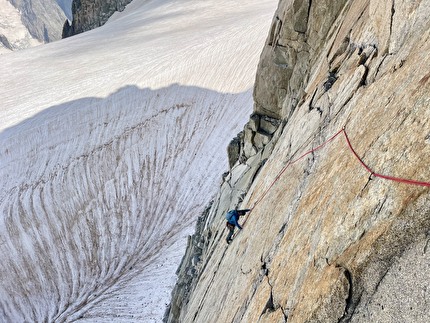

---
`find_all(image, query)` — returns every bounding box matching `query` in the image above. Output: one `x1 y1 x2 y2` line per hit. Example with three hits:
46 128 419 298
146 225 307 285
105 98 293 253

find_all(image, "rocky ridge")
62 0 133 37
165 0 430 322
8 0 66 42
0 0 67 52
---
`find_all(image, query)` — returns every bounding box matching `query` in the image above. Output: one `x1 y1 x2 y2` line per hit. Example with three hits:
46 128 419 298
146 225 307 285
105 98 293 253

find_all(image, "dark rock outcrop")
63 0 133 38
227 132 243 169
164 203 213 323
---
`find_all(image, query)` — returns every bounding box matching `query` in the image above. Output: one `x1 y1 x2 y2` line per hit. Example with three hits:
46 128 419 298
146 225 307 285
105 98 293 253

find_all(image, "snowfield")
0 0 277 321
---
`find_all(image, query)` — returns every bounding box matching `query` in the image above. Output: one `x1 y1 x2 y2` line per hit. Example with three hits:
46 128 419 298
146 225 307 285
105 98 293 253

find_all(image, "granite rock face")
63 0 133 37
166 0 430 322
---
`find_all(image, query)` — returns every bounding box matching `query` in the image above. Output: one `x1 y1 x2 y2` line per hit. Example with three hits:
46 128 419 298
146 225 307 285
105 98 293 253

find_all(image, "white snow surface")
0 0 277 321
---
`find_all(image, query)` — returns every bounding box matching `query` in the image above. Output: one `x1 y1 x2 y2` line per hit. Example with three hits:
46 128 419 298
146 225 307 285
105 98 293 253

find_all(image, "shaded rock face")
254 0 348 119
227 114 282 169
166 0 430 322
63 0 133 37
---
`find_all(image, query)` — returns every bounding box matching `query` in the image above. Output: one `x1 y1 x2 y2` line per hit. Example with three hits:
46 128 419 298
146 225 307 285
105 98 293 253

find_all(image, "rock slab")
166 0 430 322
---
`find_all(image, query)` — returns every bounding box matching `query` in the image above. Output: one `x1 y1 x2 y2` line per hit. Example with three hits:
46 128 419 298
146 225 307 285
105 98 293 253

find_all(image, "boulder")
227 133 242 169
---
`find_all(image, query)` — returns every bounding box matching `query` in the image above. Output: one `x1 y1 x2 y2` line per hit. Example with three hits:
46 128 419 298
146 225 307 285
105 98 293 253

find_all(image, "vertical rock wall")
62 0 133 37
253 0 347 120
166 0 430 322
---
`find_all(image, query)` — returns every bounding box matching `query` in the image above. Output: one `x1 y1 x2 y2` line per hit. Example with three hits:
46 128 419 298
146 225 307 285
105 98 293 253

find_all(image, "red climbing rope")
290 128 344 165
247 127 430 214
250 129 345 210
235 127 430 235
342 129 430 187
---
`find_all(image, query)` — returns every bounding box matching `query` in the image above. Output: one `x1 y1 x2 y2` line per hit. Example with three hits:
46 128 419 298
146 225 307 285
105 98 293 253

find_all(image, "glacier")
0 0 277 321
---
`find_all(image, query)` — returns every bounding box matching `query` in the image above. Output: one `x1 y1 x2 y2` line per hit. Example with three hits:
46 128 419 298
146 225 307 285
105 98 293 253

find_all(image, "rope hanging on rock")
342 130 430 187
244 127 430 221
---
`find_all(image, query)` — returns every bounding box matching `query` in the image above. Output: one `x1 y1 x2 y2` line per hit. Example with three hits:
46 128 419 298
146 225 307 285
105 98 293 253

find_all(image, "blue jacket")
226 210 243 230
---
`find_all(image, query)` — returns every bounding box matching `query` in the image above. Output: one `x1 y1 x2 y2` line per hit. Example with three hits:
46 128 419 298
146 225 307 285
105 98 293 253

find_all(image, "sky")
0 0 277 321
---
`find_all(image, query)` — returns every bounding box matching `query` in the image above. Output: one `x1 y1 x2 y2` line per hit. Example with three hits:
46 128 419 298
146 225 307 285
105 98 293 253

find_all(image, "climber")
225 208 251 244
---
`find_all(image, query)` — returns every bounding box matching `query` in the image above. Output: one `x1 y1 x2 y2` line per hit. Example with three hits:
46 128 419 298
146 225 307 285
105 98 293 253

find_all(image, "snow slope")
0 0 277 321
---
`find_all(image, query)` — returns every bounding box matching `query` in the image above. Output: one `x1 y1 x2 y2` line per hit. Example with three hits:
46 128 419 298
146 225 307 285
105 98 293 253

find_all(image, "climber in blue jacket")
225 208 251 244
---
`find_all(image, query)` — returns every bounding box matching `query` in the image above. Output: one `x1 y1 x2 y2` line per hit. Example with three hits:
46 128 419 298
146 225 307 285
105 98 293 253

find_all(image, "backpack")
225 210 236 222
